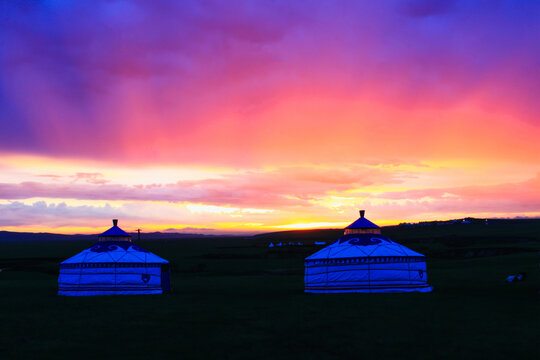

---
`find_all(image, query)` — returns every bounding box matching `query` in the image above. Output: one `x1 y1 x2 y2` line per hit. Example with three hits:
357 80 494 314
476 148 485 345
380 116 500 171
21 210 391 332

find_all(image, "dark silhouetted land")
0 218 539 359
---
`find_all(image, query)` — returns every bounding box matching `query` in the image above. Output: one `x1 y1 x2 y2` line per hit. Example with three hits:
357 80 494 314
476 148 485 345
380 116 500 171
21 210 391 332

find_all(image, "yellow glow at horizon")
1 153 539 235
212 222 265 229
273 222 349 229
3 209 539 234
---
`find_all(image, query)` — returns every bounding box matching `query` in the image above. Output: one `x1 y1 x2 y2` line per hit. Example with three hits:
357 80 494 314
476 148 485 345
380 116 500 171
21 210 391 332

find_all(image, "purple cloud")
0 201 127 227
0 1 538 164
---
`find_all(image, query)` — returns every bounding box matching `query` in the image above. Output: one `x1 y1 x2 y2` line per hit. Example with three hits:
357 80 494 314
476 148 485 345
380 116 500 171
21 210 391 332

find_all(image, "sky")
0 0 539 235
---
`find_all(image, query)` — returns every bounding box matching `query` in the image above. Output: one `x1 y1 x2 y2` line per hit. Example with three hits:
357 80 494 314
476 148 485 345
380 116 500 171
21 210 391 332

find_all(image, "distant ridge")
1 217 539 242
0 231 94 242
390 217 540 227
0 230 221 242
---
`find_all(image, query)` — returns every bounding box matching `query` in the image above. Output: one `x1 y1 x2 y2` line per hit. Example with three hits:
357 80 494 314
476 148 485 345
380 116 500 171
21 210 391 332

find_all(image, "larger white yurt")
58 219 170 296
305 211 432 293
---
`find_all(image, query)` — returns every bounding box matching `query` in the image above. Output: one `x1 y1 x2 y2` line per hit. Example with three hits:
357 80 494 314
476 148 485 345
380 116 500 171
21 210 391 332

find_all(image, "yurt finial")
344 210 380 235
98 219 131 242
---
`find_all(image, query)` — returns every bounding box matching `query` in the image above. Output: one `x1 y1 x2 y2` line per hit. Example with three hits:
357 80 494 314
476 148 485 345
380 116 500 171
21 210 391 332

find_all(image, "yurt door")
161 264 171 293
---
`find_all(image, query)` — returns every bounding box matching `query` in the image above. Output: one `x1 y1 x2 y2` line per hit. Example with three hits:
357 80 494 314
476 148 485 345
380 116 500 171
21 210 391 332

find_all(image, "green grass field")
0 221 539 359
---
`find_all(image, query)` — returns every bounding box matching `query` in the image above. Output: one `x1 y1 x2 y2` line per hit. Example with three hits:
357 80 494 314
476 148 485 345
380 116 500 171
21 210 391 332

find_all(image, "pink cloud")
371 174 540 202
349 173 540 220
71 172 109 185
0 165 403 207
0 201 127 227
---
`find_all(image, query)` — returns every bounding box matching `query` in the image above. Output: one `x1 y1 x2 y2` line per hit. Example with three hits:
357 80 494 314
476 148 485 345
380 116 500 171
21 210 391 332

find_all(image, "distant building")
304 210 432 293
58 219 170 296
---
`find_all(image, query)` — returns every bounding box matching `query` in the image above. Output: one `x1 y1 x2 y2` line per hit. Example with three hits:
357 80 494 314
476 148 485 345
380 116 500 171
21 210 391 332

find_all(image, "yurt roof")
61 241 168 264
306 233 424 260
345 210 380 229
99 219 131 237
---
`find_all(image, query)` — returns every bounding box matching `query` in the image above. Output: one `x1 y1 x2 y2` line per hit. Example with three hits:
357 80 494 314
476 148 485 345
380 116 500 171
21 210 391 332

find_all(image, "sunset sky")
0 1 539 234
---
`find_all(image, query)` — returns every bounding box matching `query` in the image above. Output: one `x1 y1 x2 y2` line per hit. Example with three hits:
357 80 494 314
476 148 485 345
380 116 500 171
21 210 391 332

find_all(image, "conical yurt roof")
61 241 168 264
306 233 424 260
98 219 132 241
99 221 131 236
61 219 168 264
308 210 425 260
345 210 380 229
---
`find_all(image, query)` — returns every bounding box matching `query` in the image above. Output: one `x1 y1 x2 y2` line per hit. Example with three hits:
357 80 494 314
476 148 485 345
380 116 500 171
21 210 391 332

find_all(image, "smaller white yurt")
305 210 432 293
58 219 170 296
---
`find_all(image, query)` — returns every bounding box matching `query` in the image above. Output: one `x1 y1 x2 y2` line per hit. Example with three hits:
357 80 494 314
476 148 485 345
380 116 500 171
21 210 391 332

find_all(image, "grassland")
0 220 539 359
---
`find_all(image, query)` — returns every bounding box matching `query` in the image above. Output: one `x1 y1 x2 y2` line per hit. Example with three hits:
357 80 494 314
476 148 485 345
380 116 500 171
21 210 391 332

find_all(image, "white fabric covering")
305 234 432 293
58 241 169 296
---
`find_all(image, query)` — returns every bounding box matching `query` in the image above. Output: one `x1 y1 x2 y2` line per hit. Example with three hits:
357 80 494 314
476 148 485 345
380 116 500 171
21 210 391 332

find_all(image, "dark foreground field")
1 220 539 359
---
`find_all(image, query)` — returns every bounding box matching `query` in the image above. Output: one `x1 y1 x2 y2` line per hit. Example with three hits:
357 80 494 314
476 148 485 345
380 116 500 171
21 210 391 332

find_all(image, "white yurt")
305 211 432 293
58 219 170 296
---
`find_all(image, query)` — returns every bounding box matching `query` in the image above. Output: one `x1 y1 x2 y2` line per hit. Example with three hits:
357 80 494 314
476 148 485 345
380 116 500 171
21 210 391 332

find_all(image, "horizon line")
2 216 539 237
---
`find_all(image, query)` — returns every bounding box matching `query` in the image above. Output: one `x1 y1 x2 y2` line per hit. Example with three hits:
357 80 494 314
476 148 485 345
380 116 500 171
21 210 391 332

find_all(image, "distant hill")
0 231 94 242
383 217 540 242
252 229 343 244
1 217 538 243
253 217 540 245
0 230 220 242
